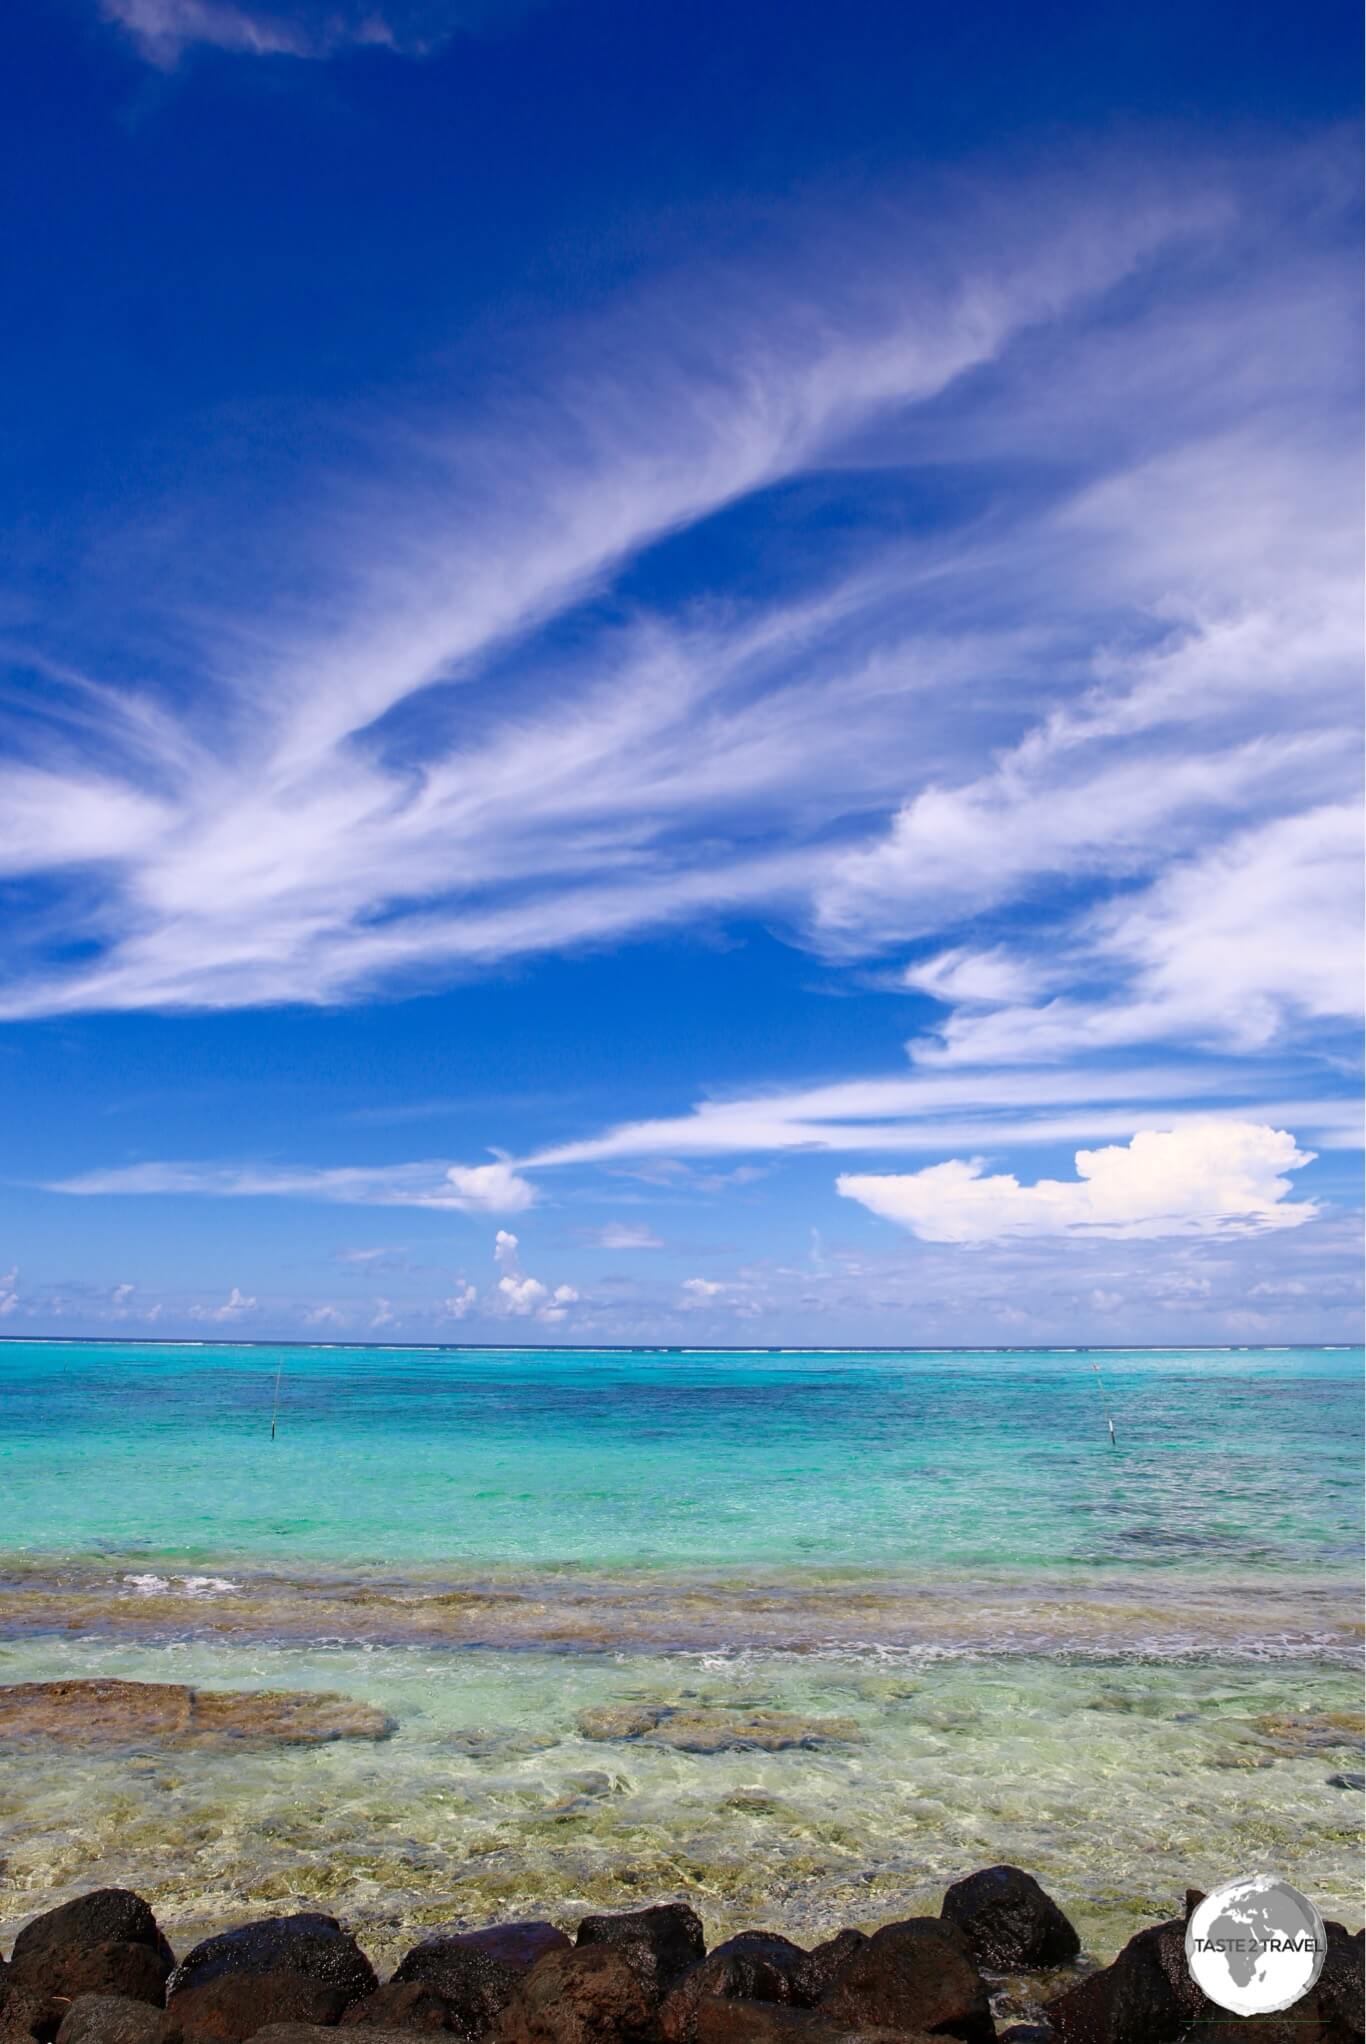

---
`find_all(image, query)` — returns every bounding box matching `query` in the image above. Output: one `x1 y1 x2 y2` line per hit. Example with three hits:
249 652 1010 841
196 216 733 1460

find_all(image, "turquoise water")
0 1342 1361 1974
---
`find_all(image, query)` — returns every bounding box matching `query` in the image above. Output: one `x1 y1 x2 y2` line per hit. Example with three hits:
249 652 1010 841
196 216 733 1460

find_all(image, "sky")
0 0 1361 1345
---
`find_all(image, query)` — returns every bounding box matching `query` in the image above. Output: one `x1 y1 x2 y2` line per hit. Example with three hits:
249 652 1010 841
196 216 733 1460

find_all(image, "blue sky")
0 0 1361 1344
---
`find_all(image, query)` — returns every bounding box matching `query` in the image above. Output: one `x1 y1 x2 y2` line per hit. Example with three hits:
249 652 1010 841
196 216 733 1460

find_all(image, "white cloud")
493 1228 519 1265
2 150 1330 1029
441 1280 477 1319
836 1122 1317 1244
496 1274 547 1315
370 1297 396 1329
189 1284 257 1321
0 1268 18 1317
592 1222 664 1250
304 1302 344 1326
99 0 525 65
443 1161 537 1213
681 1277 724 1298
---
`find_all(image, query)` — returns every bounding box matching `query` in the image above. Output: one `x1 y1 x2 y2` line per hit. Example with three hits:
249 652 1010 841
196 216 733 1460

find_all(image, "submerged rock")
817 1918 994 2044
490 1948 653 2044
575 1706 859 1754
575 1906 706 2001
167 1917 376 2005
1327 1772 1365 1791
0 1682 394 1751
9 1892 175 2007
941 1867 1080 1970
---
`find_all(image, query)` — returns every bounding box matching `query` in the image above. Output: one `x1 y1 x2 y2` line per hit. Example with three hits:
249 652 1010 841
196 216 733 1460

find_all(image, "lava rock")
1046 1917 1208 2043
818 1918 994 2044
165 1975 352 2044
166 1918 375 2006
54 1999 170 2044
490 1947 654 2044
341 1986 454 2032
9 1894 175 2007
658 1935 810 2044
1327 1773 1365 1792
388 1945 520 2040
434 1934 568 1977
693 2004 925 2044
790 1936 867 2008
574 1906 706 2001
1 1988 68 2044
942 1868 1080 1970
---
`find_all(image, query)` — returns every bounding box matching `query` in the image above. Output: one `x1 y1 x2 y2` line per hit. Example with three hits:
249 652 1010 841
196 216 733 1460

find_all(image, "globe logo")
1185 1873 1328 2016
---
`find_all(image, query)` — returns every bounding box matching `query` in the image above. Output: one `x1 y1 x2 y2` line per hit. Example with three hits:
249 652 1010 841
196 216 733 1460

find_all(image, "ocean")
0 1340 1361 1965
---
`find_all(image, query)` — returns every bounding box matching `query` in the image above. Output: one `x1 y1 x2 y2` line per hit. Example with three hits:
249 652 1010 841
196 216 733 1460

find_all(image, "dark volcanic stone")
55 1998 170 2044
11 1894 175 2006
693 2004 926 2044
165 1973 351 2044
1045 1917 1208 2044
166 1919 375 2006
574 1907 706 2002
341 1986 454 2033
256 2031 428 2044
999 2028 1056 2043
490 1947 653 2044
942 1868 1080 1970
388 1945 519 2041
818 1918 995 2044
790 1936 867 2008
658 1935 809 2044
436 1936 567 1978
1 1988 68 2044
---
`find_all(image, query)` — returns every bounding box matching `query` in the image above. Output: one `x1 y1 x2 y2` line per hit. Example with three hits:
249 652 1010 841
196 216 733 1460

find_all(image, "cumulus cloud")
0 1268 18 1317
681 1276 724 1298
304 1302 344 1326
441 1280 477 1318
443 1161 537 1213
836 1123 1318 1243
189 1284 257 1321
489 1232 577 1322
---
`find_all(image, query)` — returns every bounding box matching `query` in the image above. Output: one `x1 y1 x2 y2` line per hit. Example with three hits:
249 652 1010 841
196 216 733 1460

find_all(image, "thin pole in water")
1092 1360 1117 1447
270 1361 283 1440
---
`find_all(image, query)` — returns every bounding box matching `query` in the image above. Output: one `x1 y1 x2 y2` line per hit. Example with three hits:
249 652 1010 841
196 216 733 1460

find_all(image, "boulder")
256 2031 427 2044
791 1936 867 2008
9 1893 175 2006
165 1976 352 2044
1046 1917 1208 2043
818 1918 995 2044
340 1986 454 2032
574 1906 706 2001
658 1936 809 2044
0 1683 393 1752
1 1988 68 2044
166 1918 376 2005
490 1947 653 2044
693 2004 929 2044
388 1945 519 2040
55 1999 170 2044
941 1869 1080 1969
430 1935 567 1977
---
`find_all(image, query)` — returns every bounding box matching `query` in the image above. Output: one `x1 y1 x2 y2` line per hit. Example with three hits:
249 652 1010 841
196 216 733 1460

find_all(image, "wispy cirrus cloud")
4 141 1352 1049
98 0 540 66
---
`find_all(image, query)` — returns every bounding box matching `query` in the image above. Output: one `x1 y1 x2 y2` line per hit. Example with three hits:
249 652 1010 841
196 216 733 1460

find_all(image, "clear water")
0 1341 1361 1973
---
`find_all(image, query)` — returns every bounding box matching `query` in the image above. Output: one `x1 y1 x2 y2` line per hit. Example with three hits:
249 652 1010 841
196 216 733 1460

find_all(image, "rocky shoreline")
1 1876 1360 2044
